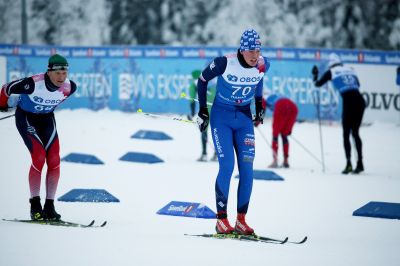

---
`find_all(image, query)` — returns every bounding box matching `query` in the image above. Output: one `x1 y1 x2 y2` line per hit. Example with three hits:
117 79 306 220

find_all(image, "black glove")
0 105 8 112
197 107 209 132
253 100 265 125
312 65 319 81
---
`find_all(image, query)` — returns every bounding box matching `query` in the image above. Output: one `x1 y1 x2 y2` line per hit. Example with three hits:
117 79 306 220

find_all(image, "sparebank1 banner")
2 44 400 122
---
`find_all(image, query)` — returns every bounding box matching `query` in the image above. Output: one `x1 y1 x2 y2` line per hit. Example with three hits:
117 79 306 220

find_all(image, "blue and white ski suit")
197 51 270 214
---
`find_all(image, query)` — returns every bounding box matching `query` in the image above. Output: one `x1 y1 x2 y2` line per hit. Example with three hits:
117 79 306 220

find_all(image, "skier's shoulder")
213 56 228 70
203 56 227 78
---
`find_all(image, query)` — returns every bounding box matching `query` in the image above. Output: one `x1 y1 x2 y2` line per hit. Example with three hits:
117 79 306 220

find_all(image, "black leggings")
341 90 366 163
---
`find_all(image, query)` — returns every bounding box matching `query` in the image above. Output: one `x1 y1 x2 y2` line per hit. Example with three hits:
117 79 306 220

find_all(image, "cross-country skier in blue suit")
196 29 270 235
312 53 365 174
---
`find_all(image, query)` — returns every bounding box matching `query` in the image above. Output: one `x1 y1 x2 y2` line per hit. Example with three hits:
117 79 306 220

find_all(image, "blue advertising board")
1 44 399 121
157 201 216 219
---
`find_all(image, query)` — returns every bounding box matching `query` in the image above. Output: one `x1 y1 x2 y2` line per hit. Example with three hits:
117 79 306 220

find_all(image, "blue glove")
196 107 209 132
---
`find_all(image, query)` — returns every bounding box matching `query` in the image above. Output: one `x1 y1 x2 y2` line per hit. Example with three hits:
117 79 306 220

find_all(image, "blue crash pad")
353 201 400 220
131 130 173 140
235 170 284 181
61 153 104 165
119 152 164 164
157 201 216 219
58 189 120 203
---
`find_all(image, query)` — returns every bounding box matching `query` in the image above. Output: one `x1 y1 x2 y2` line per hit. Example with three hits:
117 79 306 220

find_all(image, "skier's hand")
197 107 209 132
253 100 265 125
312 65 319 81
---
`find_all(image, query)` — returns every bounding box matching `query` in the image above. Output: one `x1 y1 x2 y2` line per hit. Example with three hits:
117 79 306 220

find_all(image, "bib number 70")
232 86 252 96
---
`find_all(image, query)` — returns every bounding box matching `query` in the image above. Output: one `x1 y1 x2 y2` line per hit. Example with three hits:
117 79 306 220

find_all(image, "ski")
237 234 289 244
256 235 308 244
185 233 291 244
2 218 107 228
185 233 307 244
288 236 308 244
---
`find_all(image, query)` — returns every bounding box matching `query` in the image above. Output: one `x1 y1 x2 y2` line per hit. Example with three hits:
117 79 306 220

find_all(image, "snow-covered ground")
0 109 399 266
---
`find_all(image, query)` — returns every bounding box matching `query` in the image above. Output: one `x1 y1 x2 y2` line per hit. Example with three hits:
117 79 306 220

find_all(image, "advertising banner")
0 56 5 87
1 44 399 122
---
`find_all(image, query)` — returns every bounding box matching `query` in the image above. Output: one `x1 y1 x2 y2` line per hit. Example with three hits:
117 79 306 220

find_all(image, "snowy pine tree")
0 0 398 50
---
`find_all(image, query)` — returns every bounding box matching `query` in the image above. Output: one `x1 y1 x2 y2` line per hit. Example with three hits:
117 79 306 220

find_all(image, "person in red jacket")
0 54 76 221
264 94 298 168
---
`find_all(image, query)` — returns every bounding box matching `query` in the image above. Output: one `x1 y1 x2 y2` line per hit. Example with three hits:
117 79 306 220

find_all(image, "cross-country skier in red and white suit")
263 94 298 168
0 54 76 221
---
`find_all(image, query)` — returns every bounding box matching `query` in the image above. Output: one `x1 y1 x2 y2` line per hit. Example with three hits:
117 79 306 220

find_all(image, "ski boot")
341 162 353 174
234 213 254 235
30 196 44 221
353 160 364 174
43 199 61 221
197 154 208 162
215 212 234 234
282 157 290 168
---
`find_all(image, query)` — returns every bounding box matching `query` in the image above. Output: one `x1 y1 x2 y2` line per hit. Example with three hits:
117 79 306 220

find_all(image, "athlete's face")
241 49 261 67
48 70 68 87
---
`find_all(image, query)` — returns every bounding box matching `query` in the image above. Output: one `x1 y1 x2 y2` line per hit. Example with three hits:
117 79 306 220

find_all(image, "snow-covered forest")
0 0 399 50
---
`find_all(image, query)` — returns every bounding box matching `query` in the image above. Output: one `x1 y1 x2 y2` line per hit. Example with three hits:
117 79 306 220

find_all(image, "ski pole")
255 126 271 146
289 134 326 168
180 92 213 107
0 113 15 121
136 108 196 124
180 93 217 154
255 126 279 158
314 88 326 173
